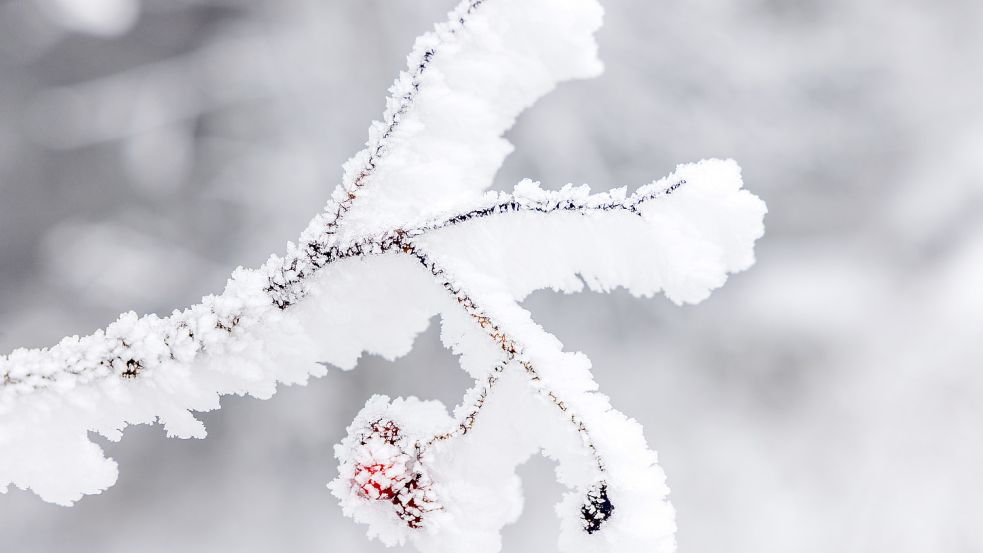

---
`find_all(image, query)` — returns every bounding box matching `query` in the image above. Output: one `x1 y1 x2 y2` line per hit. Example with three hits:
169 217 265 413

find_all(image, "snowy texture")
0 0 765 551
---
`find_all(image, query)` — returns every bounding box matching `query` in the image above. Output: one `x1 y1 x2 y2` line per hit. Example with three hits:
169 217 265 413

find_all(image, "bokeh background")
1 0 982 551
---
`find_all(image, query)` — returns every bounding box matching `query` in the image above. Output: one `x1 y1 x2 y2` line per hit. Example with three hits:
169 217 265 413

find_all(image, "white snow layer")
0 0 765 552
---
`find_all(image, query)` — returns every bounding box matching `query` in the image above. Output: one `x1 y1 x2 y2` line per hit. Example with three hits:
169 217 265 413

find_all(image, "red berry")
353 462 401 500
346 417 440 528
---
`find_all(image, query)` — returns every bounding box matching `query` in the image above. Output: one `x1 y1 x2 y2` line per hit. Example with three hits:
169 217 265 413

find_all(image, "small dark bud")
581 482 614 534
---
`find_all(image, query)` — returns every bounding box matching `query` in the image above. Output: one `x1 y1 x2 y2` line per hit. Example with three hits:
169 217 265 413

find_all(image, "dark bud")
581 482 614 534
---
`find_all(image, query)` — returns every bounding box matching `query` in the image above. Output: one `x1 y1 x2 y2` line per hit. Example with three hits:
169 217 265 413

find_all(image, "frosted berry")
345 418 440 529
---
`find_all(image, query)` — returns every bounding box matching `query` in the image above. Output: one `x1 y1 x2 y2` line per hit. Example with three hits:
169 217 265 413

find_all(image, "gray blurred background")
1 0 982 551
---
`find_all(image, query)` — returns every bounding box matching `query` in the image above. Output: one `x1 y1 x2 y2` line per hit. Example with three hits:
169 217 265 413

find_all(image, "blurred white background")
1 0 982 551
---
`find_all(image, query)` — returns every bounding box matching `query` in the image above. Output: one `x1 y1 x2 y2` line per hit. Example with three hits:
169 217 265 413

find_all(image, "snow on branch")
1 166 748 397
0 0 765 552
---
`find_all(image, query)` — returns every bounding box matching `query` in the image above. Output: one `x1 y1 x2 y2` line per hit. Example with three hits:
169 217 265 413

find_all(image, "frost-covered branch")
264 0 492 309
1 1 766 552
3 0 511 402
1 179 684 396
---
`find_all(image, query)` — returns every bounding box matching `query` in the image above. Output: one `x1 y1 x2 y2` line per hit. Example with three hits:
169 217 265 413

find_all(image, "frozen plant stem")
410 244 607 474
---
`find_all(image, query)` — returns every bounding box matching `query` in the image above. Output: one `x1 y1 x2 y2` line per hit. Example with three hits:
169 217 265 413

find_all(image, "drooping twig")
405 242 607 475
406 240 616 532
